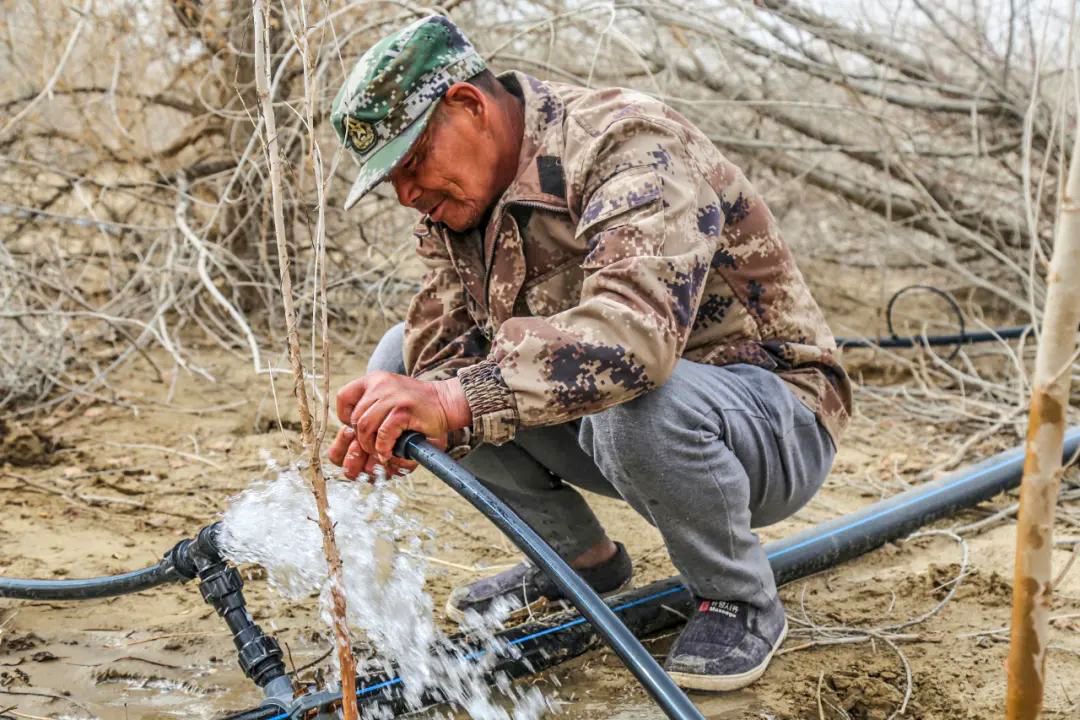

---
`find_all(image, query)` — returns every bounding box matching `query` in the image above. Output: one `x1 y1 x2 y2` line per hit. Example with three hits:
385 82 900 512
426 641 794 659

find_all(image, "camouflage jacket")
403 71 853 447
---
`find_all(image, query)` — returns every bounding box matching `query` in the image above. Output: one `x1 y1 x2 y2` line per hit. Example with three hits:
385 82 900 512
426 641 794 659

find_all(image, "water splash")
217 458 551 719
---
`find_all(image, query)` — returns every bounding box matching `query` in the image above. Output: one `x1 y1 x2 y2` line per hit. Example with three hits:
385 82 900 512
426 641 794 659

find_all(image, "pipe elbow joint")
165 521 225 581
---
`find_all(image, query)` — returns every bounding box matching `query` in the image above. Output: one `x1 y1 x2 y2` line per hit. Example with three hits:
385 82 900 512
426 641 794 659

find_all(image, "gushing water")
217 458 551 719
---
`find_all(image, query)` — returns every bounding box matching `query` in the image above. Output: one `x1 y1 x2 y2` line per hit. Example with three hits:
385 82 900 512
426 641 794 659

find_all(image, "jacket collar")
422 71 569 241
428 72 570 326
497 70 570 208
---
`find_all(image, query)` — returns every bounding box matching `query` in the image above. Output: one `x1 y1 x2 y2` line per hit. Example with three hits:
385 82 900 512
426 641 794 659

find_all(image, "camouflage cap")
331 14 486 210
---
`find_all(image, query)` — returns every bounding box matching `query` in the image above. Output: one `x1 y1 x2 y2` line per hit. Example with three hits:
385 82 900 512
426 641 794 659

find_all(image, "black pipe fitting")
178 523 289 691
165 539 198 580
164 522 223 579
2 519 291 702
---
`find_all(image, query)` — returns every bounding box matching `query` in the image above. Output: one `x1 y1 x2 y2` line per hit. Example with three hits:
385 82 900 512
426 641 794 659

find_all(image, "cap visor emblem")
345 117 376 153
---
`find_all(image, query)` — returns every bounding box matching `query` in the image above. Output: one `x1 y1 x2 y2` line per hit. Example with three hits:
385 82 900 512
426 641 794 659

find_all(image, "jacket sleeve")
402 222 489 382
456 118 719 445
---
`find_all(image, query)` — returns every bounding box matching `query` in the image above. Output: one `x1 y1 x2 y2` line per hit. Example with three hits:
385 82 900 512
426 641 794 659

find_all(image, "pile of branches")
1 0 1075 429
1 0 423 413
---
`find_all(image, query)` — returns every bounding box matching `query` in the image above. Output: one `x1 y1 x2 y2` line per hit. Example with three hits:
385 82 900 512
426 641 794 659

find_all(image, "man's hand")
327 371 472 481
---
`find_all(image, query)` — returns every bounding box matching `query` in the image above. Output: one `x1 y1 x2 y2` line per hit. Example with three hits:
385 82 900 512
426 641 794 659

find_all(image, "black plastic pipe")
767 425 1078 581
834 283 1035 351
394 431 705 720
836 325 1030 349
0 558 185 600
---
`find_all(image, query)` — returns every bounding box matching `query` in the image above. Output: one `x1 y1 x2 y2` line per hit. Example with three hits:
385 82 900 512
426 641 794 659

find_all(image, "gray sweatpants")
369 323 835 608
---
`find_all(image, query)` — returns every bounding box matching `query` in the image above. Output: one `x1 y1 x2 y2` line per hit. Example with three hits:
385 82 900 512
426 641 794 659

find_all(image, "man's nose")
392 175 423 209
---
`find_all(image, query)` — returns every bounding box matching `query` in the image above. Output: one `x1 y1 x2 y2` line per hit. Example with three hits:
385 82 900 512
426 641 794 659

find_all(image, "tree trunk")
1004 122 1080 718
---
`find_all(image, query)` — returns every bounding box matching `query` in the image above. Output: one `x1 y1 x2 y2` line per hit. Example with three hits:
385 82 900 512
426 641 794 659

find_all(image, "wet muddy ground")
3 257 1079 719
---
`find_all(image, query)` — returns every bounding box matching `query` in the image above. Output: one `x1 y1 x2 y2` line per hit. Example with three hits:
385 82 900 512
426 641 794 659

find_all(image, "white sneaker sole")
667 618 789 693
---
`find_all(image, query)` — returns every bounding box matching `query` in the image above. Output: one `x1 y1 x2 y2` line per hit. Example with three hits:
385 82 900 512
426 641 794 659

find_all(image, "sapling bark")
252 1 358 717
1005 111 1080 719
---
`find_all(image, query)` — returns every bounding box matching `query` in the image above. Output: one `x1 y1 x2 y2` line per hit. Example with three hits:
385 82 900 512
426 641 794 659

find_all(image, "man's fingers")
388 458 419 475
335 377 367 424
334 371 450 477
374 408 412 463
342 439 368 481
362 454 384 479
330 422 416 476
327 426 355 466
353 399 392 456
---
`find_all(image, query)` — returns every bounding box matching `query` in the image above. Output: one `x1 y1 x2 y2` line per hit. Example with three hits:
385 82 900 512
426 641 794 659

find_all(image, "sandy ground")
2 259 1080 720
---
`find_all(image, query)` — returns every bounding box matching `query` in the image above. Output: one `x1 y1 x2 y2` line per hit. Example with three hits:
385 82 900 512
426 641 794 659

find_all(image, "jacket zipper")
481 197 570 323
479 198 572 336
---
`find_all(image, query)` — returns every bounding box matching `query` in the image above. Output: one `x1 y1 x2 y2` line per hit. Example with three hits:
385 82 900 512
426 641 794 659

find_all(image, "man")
327 14 852 692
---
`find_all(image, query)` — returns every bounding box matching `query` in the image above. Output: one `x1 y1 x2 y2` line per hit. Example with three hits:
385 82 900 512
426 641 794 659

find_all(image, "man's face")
387 86 507 232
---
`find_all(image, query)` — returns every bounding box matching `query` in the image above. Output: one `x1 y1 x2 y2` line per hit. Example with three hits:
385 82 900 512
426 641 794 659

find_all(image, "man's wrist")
434 377 473 431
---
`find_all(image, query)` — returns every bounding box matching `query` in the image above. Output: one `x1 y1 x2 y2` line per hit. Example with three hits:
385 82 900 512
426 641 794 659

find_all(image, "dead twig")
253 2 358 717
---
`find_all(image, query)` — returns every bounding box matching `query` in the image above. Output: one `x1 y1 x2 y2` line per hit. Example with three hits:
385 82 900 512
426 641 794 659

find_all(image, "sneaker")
664 596 788 692
445 542 633 623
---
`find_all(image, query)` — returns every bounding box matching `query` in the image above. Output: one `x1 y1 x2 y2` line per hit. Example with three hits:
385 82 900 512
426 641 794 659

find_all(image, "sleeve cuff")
446 427 473 459
455 360 519 445
415 367 464 382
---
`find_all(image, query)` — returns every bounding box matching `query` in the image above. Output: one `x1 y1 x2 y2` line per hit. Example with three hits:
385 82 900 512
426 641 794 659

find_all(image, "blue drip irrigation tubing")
264 428 1079 719
264 585 689 719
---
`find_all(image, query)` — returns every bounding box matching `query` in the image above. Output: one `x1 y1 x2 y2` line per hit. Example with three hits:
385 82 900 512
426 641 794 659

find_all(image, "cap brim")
342 103 438 211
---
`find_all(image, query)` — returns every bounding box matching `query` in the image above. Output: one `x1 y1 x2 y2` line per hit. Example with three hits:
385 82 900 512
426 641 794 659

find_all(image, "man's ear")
442 82 487 120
